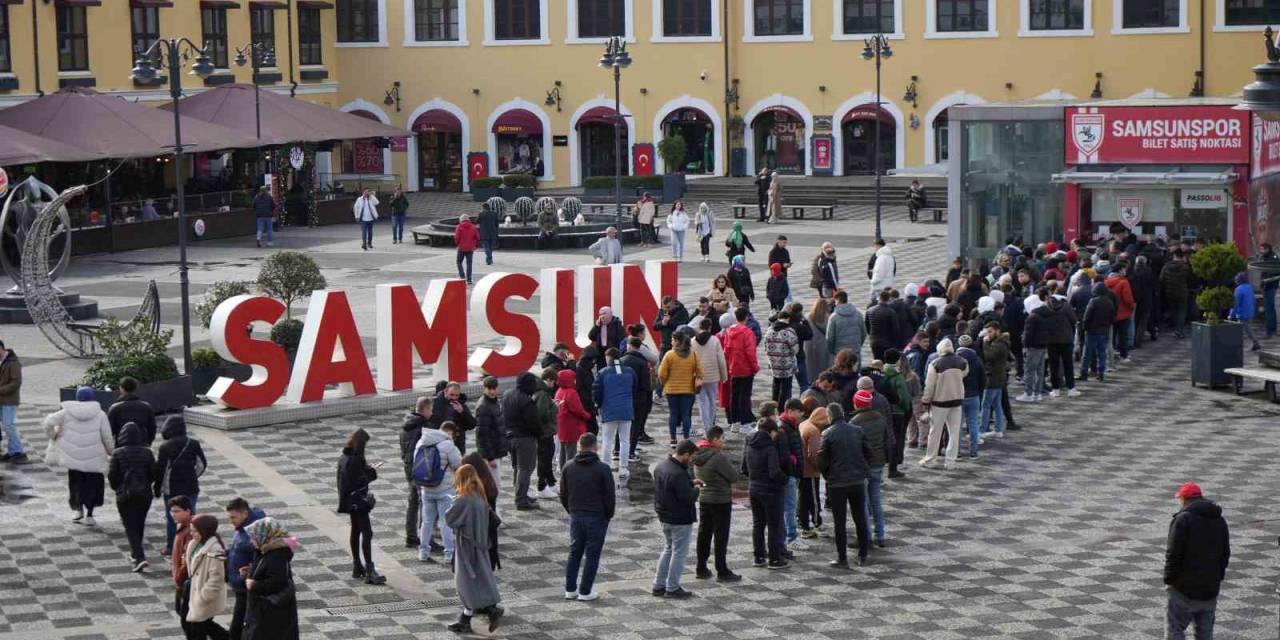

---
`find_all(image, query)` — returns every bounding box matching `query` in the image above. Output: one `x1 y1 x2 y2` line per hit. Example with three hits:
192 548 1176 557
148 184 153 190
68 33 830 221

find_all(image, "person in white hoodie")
869 239 896 303
45 386 113 527
353 189 380 251
416 422 463 564
689 317 728 434
666 201 691 262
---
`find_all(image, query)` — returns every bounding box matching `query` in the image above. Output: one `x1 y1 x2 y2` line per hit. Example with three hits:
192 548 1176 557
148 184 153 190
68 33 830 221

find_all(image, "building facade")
0 0 1274 191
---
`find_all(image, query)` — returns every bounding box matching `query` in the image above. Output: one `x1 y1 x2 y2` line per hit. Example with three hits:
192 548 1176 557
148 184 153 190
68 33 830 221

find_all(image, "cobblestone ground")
0 195 1277 639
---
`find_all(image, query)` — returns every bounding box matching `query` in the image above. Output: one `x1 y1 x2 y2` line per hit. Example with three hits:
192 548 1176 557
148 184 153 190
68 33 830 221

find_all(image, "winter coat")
107 394 157 445
921 352 967 408
1164 498 1231 600
725 233 756 261
957 347 985 397
817 419 871 488
252 192 274 218
768 245 792 272
559 450 615 518
335 447 377 514
1023 302 1050 348
619 350 652 396
0 349 19 405
882 364 912 415
184 538 228 623
766 276 788 310
763 323 799 379
228 507 266 592
722 323 760 378
812 253 839 292
1130 264 1157 311
532 378 557 439
454 220 480 252
653 303 691 350
447 494 501 611
742 430 786 495
1105 274 1136 321
352 194 379 221
851 409 892 468
593 362 637 423
1231 282 1257 321
865 303 899 350
587 316 625 351
473 395 506 461
666 210 690 232
414 428 463 499
390 192 409 215
826 303 866 356
981 334 1011 387
727 266 754 303
804 312 832 381
1045 297 1077 345
501 373 541 438
777 416 804 478
1161 260 1191 302
555 369 591 443
798 408 830 479
707 284 739 310
477 208 500 241
692 442 739 504
44 400 112 474
244 547 299 640
690 333 728 385
869 245 896 295
108 423 155 501
153 417 207 498
658 349 702 395
1082 283 1117 334
652 455 698 525
637 200 657 225
400 411 429 467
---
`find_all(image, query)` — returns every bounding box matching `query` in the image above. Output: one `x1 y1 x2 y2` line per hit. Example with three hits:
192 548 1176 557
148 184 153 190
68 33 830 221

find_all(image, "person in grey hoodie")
825 291 866 363
416 422 462 564
818 404 872 568
692 427 741 582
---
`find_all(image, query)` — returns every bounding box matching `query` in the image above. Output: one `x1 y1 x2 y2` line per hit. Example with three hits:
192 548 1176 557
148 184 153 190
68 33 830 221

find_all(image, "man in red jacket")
1106 264 1136 361
722 307 760 434
454 214 480 285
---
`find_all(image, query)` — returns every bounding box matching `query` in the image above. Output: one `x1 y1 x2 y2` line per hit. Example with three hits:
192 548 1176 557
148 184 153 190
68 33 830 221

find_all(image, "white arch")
831 93 906 177
338 99 393 179
404 99 471 193
742 94 815 177
568 96 637 187
1035 89 1078 101
923 91 985 165
485 98 556 182
650 95 725 177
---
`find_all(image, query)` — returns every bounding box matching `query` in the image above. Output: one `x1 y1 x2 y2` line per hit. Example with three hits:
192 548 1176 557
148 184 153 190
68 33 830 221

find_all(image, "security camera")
700 70 708 81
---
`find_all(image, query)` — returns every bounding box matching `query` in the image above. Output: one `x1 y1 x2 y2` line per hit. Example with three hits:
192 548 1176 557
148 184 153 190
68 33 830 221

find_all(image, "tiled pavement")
2 233 1279 639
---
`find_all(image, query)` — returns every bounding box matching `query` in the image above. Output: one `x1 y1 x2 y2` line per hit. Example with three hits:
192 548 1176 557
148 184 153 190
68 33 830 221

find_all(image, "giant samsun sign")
207 260 679 410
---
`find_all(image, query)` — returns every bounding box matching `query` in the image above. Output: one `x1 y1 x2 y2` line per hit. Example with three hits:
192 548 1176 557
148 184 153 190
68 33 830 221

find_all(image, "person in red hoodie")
1106 263 1136 361
555 368 591 468
722 307 761 434
454 214 481 285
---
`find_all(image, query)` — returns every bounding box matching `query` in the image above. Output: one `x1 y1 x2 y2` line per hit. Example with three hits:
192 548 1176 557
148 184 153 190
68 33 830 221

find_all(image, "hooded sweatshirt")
798 407 830 479
501 373 542 438
869 245 896 294
559 450 615 518
153 416 208 498
692 440 740 504
1164 498 1231 600
742 429 786 495
45 399 113 474
414 427 463 498
555 369 591 443
826 303 866 356
108 422 156 501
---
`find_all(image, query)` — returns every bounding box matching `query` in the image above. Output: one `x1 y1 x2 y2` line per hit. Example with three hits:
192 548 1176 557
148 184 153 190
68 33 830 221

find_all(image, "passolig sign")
206 261 678 410
1067 105 1248 165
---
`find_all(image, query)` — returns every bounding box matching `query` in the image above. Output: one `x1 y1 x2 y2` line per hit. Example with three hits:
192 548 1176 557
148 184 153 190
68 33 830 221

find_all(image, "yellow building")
0 0 1274 190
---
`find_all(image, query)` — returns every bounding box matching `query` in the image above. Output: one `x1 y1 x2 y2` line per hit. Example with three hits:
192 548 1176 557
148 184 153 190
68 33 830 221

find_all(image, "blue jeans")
1126 316 1136 350
165 493 197 550
979 387 1005 435
667 394 695 441
456 251 473 283
654 523 693 591
255 218 273 243
783 476 798 542
1083 332 1109 378
360 220 374 246
420 491 456 557
1113 319 1131 358
961 396 981 456
481 238 494 264
566 513 609 595
391 214 406 242
671 230 685 260
864 467 885 543
1 405 20 454
794 352 809 392
1166 589 1216 640
1265 286 1277 335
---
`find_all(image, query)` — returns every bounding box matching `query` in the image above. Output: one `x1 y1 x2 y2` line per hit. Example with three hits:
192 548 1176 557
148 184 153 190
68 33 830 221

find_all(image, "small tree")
257 251 327 318
657 135 687 174
1190 242 1247 323
194 280 253 329
81 317 179 388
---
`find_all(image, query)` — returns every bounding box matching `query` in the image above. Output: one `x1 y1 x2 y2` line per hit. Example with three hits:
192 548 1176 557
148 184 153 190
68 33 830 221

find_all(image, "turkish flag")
633 143 655 177
467 152 489 182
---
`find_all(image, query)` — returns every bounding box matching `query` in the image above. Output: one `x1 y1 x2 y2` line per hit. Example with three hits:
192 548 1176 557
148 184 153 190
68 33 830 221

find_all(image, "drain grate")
325 598 457 616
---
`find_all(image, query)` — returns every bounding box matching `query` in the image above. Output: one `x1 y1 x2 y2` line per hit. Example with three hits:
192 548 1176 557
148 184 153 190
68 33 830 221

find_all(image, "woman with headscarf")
766 171 782 224
694 202 715 263
45 385 113 528
658 332 703 442
445 465 504 634
185 514 229 639
336 428 386 585
243 518 299 640
723 221 755 265
726 256 755 306
108 420 156 572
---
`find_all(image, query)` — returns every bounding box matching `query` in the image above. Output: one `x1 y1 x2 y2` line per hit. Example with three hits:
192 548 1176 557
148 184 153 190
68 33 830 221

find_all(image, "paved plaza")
0 194 1276 639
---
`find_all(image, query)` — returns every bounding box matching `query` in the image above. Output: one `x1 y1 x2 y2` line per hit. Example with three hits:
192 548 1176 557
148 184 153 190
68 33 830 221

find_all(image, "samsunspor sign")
205 261 678 410
1067 105 1249 165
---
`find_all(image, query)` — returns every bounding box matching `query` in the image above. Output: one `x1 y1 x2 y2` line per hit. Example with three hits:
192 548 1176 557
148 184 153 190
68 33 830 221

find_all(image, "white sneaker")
564 590 578 600
72 508 84 523
1014 393 1035 402
419 550 431 562
82 516 97 528
538 487 558 499
577 591 599 601
977 436 985 446
1067 388 1081 397
1049 389 1061 398
788 539 809 551
919 456 935 467
1033 394 1044 401
989 431 1004 439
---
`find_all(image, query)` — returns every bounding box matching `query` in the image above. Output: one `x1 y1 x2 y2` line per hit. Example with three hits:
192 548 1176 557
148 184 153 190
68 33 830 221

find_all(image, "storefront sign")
206 262 679 410
1117 197 1144 229
289 146 305 170
1180 189 1228 209
633 143 655 177
467 152 488 182
389 137 409 153
811 135 833 175
552 135 569 147
1066 106 1248 165
813 116 833 132
1252 115 1280 179
352 141 384 173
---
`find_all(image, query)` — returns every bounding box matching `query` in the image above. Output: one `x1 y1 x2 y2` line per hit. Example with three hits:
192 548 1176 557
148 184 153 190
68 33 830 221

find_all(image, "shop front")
841 104 895 176
413 109 463 192
492 108 545 177
662 107 715 174
577 106 629 179
752 106 806 174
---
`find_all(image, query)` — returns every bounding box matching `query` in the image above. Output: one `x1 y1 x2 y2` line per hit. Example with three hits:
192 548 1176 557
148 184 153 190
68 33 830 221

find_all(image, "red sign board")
352 141 384 174
467 152 489 182
1252 114 1280 179
1065 105 1248 165
633 143 655 177
0 168 8 198
389 137 409 153
812 137 832 171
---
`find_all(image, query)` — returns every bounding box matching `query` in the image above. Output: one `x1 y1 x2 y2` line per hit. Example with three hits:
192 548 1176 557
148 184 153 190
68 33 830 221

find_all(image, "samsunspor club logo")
1071 108 1106 163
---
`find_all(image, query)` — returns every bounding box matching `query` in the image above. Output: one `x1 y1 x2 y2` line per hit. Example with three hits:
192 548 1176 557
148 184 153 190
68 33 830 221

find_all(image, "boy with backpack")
414 421 462 563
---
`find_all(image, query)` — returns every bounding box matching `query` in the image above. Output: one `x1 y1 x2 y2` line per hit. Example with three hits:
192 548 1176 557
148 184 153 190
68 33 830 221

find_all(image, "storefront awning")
248 0 289 8
664 108 710 125
491 109 541 135
296 0 334 6
758 105 803 124
130 0 175 7
166 84 406 145
577 106 625 127
413 109 462 134
1051 167 1239 186
843 105 894 124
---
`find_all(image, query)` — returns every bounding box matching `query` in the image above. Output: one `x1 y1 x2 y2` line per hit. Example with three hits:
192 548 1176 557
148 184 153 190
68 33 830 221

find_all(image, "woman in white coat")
45 386 113 526
185 514 229 639
689 317 728 435
666 201 691 262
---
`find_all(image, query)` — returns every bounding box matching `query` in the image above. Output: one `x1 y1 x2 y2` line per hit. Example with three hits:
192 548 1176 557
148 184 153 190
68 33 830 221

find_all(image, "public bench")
1224 366 1280 402
731 201 834 220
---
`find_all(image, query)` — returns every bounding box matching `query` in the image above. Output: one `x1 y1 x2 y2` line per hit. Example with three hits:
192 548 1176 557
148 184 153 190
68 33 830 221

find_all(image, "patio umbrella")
0 86 260 159
0 123 105 166
166 84 407 145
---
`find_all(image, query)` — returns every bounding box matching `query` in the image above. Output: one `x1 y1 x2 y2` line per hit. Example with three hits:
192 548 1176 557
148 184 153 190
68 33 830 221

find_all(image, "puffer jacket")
1164 498 1231 600
921 351 967 408
865 303 899 349
153 416 207 498
692 441 739 504
742 430 786 495
652 455 698 525
107 394 157 445
1106 274 1136 321
722 323 760 378
763 323 799 379
108 422 156 501
473 394 506 461
593 361 637 423
981 333 1011 388
44 400 113 474
798 407 830 479
851 409 892 468
689 333 727 385
817 419 871 488
501 373 542 439
554 369 591 443
826 303 866 355
1082 283 1117 334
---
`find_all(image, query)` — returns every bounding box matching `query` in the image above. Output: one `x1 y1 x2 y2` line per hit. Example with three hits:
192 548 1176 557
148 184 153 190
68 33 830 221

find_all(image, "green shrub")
257 251 326 318
80 317 179 389
583 176 664 190
1196 287 1236 324
270 318 305 356
192 347 228 370
194 280 253 329
1190 243 1247 322
503 174 537 188
657 135 687 174
472 177 503 189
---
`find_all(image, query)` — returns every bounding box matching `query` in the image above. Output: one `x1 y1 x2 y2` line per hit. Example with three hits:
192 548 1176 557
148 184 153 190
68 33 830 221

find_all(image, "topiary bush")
194 280 253 329
657 135 687 174
80 317 179 389
472 177 503 189
503 174 537 188
192 347 228 370
257 251 326 318
270 318 305 360
1190 243 1247 323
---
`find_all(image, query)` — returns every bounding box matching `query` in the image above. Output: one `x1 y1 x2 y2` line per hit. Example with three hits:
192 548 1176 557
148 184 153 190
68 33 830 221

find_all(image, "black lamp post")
862 33 892 242
235 42 277 140
130 39 216 376
1236 26 1280 121
599 36 632 226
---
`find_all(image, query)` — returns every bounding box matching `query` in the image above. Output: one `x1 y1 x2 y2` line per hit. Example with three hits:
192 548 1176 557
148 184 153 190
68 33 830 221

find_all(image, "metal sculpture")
512 196 535 225
560 197 583 225
485 196 508 224
0 176 73 292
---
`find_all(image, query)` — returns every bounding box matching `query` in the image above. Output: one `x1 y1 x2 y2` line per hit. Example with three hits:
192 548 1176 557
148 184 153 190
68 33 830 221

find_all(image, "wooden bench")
732 203 834 220
1224 366 1280 401
732 204 755 219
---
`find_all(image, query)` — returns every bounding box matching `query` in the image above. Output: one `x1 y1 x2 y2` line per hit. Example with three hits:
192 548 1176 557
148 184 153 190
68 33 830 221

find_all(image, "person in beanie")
44 385 112 527
108 421 156 572
1164 482 1230 640
797 407 829 538
766 263 788 312
920 338 967 470
560 433 615 601
818 404 872 567
692 426 741 582
651 439 702 597
743 418 788 569
1229 272 1262 352
850 389 891 547
0 339 25 463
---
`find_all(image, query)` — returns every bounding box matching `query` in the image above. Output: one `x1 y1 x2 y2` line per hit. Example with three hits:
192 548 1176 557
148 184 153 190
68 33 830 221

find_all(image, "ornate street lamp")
235 42 277 140
131 39 216 375
1236 26 1280 121
599 36 632 225
862 33 892 242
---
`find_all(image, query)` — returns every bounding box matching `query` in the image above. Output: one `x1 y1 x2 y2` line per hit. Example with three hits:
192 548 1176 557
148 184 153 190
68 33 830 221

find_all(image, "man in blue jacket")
224 497 265 640
1229 272 1262 352
955 335 985 459
593 348 637 482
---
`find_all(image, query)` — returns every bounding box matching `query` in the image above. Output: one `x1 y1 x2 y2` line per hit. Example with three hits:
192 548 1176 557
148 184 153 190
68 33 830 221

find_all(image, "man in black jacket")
502 373 542 510
1164 482 1230 640
620 338 654 452
1080 283 1116 382
108 377 157 445
430 382 477 452
743 418 788 569
818 404 872 568
110 422 156 572
400 397 432 547
651 440 701 598
152 416 206 554
473 377 507 501
850 391 891 548
560 433 615 601
865 290 899 361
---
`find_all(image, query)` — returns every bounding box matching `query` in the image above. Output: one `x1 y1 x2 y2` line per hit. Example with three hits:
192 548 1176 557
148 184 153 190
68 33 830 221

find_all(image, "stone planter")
61 375 194 414
1190 321 1243 388
191 364 253 396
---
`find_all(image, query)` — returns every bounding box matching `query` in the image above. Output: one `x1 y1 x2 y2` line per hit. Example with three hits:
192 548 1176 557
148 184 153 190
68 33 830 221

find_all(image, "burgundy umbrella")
0 86 259 159
166 84 407 145
0 123 105 165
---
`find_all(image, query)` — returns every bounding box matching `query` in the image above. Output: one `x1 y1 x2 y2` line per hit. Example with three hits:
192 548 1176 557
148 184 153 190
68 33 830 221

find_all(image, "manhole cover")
325 599 455 616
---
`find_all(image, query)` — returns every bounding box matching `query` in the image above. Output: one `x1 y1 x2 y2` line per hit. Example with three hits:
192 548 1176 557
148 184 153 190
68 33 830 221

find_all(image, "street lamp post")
130 39 216 376
236 42 276 140
599 36 632 226
862 33 892 242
